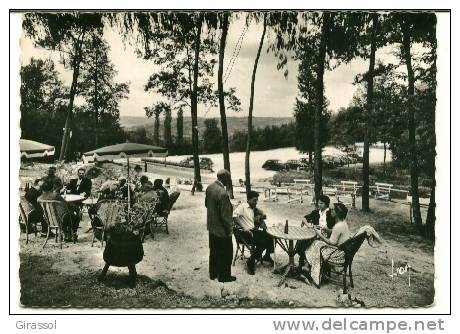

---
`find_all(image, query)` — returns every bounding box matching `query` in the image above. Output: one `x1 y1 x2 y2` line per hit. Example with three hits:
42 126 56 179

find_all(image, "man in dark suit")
205 169 235 283
67 168 92 198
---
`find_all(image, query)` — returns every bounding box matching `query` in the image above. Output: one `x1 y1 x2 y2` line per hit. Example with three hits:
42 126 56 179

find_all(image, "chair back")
338 232 367 265
95 200 123 230
19 197 35 224
168 191 181 211
39 200 69 229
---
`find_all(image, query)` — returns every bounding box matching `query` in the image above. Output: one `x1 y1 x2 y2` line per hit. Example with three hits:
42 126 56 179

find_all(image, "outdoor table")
62 194 85 203
266 225 316 287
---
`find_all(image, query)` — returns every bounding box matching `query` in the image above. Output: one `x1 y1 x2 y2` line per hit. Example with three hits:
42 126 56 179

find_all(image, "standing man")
205 169 235 283
67 168 92 198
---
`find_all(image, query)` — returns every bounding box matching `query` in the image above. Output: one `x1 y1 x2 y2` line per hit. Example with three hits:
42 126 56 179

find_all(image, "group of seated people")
22 166 92 242
97 167 170 218
233 192 352 285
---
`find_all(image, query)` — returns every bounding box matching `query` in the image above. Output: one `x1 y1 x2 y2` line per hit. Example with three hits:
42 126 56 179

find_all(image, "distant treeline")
125 121 296 155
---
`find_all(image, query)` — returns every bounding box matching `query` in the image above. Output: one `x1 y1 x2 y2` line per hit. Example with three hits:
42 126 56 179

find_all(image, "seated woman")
304 202 350 287
296 195 335 267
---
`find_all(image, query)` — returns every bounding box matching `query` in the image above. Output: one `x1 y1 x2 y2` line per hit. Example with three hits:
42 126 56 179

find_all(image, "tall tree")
311 12 333 200
22 13 104 161
78 32 129 148
163 106 172 147
393 12 437 234
361 14 379 212
245 13 267 196
217 12 234 198
176 108 184 143
145 102 169 145
203 118 223 153
20 58 68 145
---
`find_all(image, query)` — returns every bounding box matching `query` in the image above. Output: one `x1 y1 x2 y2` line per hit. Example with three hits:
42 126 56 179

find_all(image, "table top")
82 198 99 205
267 225 316 241
63 194 85 203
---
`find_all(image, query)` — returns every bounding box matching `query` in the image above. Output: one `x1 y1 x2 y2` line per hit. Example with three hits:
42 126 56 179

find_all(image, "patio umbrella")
83 142 168 215
20 139 55 159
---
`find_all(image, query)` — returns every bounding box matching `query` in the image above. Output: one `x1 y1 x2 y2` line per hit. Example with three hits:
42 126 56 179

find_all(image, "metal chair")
320 232 367 293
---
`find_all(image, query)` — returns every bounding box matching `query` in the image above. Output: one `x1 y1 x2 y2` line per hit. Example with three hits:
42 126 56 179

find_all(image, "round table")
267 225 316 287
63 194 85 203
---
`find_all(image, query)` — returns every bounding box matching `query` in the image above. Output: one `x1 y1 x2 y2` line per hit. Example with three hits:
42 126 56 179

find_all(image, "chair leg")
42 226 50 249
342 269 347 294
91 230 95 247
101 231 105 249
349 265 354 288
233 243 239 266
98 263 110 282
128 265 137 287
25 222 29 245
165 218 169 234
59 227 63 249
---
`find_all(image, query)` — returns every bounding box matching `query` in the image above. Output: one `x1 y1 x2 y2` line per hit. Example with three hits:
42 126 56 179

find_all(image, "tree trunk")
402 21 424 234
308 150 313 171
425 178 435 241
217 13 234 198
154 114 160 145
313 13 331 202
94 43 99 148
59 42 83 161
164 108 172 147
362 14 378 212
177 109 184 143
383 141 387 175
245 14 267 197
191 16 203 190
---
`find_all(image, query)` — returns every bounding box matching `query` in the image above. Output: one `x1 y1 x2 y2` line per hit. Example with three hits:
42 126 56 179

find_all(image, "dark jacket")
67 177 92 197
304 208 335 229
205 180 233 238
154 186 170 215
25 187 42 212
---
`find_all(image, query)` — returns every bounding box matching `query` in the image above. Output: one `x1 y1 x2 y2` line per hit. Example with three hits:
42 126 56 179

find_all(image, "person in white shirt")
233 191 274 275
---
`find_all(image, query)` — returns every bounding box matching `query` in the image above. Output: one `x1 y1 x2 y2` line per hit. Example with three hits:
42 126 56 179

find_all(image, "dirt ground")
18 164 435 309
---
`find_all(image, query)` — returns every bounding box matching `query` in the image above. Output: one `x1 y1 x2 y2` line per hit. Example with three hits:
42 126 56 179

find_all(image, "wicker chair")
90 200 124 248
319 232 367 293
39 200 73 249
19 197 38 244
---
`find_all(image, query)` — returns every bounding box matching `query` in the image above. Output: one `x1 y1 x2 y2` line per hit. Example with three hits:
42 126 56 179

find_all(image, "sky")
19 13 402 120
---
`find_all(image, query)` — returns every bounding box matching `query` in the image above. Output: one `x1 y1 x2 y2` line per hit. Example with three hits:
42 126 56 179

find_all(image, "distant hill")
120 116 294 138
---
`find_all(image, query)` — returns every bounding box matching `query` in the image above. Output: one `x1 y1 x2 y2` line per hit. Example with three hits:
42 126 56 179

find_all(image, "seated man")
233 190 274 275
138 181 158 202
296 194 335 267
153 179 170 216
66 167 92 198
42 166 63 193
38 178 81 242
24 178 52 237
